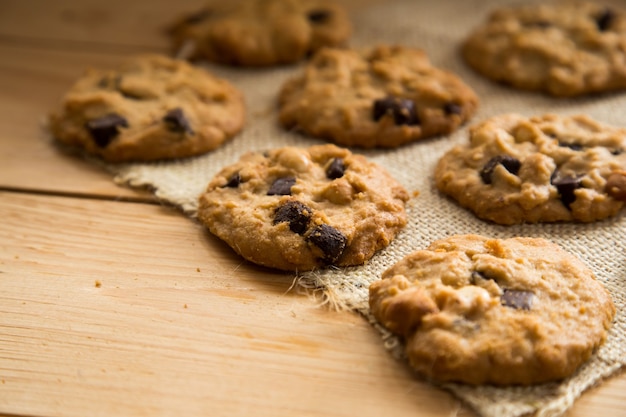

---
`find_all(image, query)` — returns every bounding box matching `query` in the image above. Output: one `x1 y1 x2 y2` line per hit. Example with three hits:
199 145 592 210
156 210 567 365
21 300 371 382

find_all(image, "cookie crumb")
94 280 102 288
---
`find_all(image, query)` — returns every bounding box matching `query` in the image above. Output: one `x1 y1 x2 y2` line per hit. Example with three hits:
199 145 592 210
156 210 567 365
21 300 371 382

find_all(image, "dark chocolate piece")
273 200 312 234
163 108 194 135
85 113 129 148
480 155 521 184
326 158 345 179
307 9 331 23
551 173 582 209
596 8 615 31
307 224 347 264
527 20 552 28
267 177 296 196
443 102 462 115
558 142 584 151
373 97 420 126
183 8 212 25
224 172 241 188
501 289 534 310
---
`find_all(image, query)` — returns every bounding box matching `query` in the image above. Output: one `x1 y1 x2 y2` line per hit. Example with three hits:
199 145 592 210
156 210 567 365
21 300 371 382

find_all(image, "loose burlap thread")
94 1 625 415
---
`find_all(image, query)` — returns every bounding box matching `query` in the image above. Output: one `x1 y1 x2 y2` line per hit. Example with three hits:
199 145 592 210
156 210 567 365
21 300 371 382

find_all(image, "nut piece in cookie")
197 144 410 271
278 45 478 148
168 0 352 66
369 234 615 386
48 54 245 162
435 113 626 224
462 2 626 97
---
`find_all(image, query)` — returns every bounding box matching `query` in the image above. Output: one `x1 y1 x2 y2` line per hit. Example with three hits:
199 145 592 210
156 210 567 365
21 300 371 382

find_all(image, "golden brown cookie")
462 2 626 97
369 234 615 386
278 45 478 148
435 113 626 225
168 0 352 66
48 54 245 162
198 144 409 271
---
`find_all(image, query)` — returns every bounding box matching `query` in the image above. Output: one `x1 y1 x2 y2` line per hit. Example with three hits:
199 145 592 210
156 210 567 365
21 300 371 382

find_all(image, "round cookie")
435 113 626 225
462 2 626 97
49 54 245 162
168 0 352 66
278 45 478 148
369 234 615 386
197 144 409 271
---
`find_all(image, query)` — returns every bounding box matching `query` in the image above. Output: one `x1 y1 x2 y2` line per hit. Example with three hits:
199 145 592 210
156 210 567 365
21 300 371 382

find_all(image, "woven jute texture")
96 1 625 415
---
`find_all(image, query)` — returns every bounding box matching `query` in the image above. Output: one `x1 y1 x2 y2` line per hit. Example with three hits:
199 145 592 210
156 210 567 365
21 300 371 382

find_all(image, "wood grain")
0 192 474 417
0 0 375 50
0 44 153 200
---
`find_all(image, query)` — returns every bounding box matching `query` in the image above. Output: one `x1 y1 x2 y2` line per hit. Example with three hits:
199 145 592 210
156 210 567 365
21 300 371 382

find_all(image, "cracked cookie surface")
369 234 615 386
168 0 352 66
435 113 626 224
49 54 245 162
278 45 478 148
462 2 626 97
198 144 409 271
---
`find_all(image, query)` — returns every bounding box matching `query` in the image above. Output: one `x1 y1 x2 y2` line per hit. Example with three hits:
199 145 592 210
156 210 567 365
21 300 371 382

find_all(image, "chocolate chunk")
267 177 296 196
326 158 345 179
163 108 194 135
596 8 614 31
224 172 241 188
558 142 584 151
480 155 521 184
501 289 534 310
307 224 347 264
611 148 623 156
273 200 312 234
443 102 462 115
551 173 582 209
85 113 129 148
183 8 212 25
307 9 331 23
373 97 420 126
527 20 552 28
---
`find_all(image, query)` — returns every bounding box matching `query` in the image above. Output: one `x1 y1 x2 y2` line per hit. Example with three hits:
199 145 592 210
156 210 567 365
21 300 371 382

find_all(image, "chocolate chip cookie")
369 234 615 386
168 0 352 66
48 54 245 162
462 2 626 97
278 45 478 148
435 113 626 224
197 144 409 271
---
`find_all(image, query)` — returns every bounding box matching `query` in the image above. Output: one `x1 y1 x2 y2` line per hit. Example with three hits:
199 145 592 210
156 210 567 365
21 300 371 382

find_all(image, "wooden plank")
0 0 374 49
0 43 152 200
0 0 197 50
1 192 625 417
0 192 475 417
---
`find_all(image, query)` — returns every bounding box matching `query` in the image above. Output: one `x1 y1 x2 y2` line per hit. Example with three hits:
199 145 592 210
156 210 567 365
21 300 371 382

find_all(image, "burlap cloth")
92 0 626 415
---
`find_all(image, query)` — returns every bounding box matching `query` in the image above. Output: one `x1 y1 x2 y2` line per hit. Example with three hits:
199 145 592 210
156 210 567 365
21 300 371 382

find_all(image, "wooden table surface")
1 1 625 416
